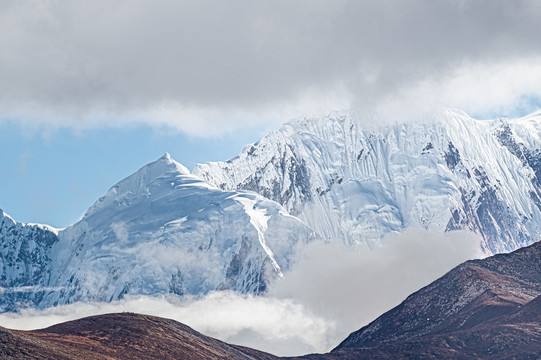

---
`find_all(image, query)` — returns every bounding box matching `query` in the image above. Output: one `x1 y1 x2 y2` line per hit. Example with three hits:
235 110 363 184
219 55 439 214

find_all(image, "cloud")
0 292 332 356
0 0 540 135
373 57 541 122
269 229 485 348
0 286 64 294
110 222 129 245
0 228 484 356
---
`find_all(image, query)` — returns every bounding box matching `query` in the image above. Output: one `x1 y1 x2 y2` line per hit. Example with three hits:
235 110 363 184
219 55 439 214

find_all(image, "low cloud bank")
0 229 484 356
0 293 330 356
270 229 485 346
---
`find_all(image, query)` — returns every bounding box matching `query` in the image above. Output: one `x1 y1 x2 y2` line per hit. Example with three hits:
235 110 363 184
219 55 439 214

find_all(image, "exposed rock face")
194 110 541 253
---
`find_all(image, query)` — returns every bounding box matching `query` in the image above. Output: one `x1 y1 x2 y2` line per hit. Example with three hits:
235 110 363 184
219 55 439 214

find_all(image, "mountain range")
2 109 541 311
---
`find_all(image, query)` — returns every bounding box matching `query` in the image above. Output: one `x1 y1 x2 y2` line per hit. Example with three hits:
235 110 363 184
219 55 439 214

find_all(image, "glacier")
0 153 312 311
194 110 541 253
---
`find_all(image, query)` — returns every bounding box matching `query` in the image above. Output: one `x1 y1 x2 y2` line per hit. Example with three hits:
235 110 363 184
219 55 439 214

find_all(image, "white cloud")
0 292 332 356
0 286 64 294
269 229 485 347
372 57 541 122
1 0 540 134
0 228 484 356
110 222 129 245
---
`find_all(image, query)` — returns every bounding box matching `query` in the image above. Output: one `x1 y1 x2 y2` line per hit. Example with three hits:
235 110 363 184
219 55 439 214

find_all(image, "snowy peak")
32 153 314 309
194 110 541 253
514 110 541 122
0 208 60 235
157 152 191 175
0 151 313 311
83 154 199 220
0 208 15 227
0 209 59 312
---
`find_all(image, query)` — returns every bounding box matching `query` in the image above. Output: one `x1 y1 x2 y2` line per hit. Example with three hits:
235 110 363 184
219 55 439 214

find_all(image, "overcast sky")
2 0 541 133
2 0 541 225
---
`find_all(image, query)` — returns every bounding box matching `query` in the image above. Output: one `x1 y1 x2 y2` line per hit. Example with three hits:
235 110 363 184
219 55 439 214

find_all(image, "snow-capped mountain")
0 211 60 311
3 109 541 312
194 110 541 254
0 154 312 311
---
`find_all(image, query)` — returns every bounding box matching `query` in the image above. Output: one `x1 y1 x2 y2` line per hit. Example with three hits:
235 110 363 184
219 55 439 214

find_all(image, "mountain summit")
0 154 312 311
194 110 541 253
